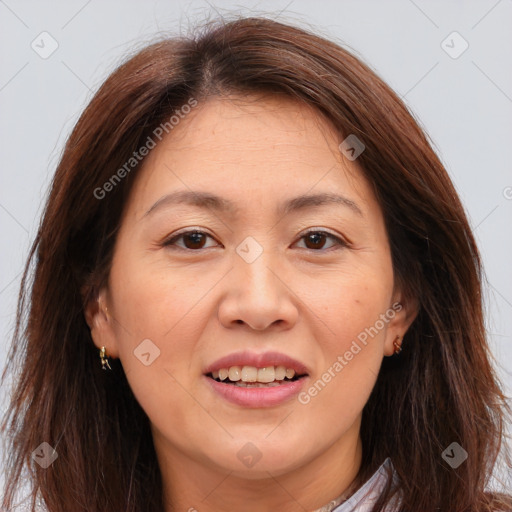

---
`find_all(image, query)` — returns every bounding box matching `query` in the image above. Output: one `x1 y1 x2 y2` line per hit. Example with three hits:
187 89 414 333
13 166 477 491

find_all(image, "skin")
86 94 416 512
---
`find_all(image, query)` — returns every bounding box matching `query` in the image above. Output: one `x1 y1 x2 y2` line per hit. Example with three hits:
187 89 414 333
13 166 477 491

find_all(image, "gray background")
1 0 511 500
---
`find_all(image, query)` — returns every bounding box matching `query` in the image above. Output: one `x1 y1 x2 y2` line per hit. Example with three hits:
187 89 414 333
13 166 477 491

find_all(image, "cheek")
295 266 392 415
109 244 220 349
306 262 393 349
297 295 388 433
108 274 211 445
107 254 212 420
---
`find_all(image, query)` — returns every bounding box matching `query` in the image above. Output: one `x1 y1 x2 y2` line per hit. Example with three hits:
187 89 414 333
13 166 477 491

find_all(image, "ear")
84 287 120 359
382 290 419 357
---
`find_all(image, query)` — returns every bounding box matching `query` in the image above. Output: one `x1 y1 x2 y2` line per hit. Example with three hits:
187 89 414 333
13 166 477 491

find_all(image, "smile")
204 353 310 407
208 365 304 386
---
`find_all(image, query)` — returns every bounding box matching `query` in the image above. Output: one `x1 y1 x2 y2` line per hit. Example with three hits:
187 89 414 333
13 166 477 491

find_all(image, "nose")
217 250 299 331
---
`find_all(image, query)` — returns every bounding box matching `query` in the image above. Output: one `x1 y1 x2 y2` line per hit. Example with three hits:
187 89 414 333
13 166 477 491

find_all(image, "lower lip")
205 376 308 408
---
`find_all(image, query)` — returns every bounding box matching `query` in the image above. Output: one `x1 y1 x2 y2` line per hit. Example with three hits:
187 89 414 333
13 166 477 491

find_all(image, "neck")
155 428 363 512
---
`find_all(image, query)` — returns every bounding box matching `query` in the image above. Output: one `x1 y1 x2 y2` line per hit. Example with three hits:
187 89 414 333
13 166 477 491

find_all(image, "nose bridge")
234 238 281 301
217 236 298 330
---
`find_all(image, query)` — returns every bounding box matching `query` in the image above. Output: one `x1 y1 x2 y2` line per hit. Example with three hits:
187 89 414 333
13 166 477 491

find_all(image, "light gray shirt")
332 458 399 512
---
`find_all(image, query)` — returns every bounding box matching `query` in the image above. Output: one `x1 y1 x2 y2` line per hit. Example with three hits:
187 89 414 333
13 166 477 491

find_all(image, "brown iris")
303 232 328 250
182 232 208 249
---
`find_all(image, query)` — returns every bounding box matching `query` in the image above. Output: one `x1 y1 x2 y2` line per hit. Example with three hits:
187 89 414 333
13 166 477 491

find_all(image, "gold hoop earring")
99 346 112 370
393 335 402 355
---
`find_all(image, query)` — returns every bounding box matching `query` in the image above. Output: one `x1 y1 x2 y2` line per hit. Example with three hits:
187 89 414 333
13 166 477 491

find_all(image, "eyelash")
161 228 348 252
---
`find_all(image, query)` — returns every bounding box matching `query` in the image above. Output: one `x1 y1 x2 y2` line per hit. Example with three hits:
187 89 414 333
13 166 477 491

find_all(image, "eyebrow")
143 190 363 218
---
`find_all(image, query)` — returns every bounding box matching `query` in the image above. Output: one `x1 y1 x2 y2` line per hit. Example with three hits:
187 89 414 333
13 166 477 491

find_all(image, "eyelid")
165 227 214 239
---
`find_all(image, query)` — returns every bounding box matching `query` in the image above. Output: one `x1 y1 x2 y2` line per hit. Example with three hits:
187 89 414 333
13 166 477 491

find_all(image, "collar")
331 458 399 512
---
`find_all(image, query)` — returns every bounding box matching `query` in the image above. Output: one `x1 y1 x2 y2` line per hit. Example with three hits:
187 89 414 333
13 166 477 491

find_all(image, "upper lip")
204 350 310 376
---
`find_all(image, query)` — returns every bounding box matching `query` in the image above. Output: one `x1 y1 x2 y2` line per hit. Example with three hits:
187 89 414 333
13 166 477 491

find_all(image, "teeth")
257 366 275 383
228 366 241 381
234 381 282 387
275 365 287 380
241 366 257 382
210 365 300 383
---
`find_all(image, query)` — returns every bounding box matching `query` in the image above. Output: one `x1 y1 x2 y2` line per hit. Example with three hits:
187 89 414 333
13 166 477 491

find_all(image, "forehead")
155 94 342 161
126 94 375 217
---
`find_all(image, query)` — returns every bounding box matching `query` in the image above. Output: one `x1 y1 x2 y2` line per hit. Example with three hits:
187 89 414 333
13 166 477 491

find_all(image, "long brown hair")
2 16 510 512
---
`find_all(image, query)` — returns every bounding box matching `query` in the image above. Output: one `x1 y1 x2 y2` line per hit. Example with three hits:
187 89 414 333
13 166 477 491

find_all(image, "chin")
204 436 312 479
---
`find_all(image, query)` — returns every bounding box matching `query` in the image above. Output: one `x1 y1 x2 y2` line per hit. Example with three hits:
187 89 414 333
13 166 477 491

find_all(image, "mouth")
203 352 310 407
206 365 308 387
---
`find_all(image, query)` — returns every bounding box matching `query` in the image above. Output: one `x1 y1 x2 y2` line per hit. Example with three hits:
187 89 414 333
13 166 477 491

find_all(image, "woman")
1 16 510 512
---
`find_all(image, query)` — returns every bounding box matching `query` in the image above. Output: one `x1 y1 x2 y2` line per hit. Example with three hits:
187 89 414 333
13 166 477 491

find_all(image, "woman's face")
88 95 414 479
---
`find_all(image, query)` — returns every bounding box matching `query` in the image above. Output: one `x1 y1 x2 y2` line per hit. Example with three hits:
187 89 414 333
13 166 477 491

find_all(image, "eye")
162 229 220 250
293 230 347 251
162 228 347 252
